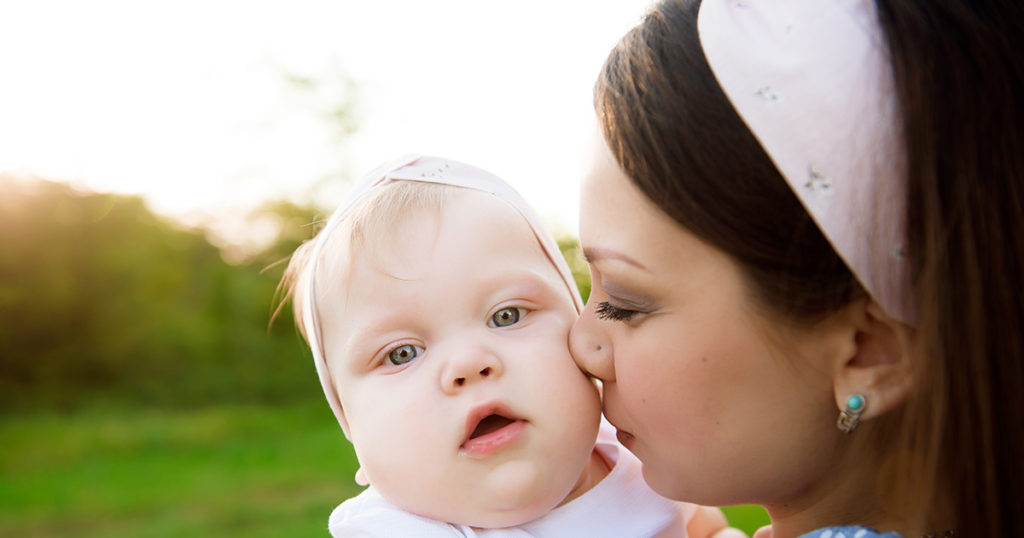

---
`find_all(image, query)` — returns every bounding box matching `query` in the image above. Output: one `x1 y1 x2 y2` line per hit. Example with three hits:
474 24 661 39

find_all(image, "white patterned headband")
301 155 583 431
698 0 913 323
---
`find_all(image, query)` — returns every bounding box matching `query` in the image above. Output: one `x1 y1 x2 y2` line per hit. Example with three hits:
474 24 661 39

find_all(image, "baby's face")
319 189 601 528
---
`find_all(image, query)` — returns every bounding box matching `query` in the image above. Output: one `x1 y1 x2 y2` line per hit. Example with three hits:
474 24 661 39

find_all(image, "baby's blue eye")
388 344 421 365
490 307 521 328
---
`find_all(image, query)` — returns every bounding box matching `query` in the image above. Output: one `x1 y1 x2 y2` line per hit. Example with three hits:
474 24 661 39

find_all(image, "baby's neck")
558 447 612 507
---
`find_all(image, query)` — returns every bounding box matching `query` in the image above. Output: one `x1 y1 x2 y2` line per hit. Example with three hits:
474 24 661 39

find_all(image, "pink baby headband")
698 0 913 324
300 155 583 429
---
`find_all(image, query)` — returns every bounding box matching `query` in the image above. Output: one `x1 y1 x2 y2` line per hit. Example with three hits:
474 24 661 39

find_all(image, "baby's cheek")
346 396 437 472
353 420 443 504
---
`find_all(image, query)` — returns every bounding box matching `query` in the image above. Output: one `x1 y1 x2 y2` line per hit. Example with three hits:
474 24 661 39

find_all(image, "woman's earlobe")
832 299 914 424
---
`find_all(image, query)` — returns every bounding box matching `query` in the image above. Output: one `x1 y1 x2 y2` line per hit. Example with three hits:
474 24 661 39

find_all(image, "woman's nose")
569 305 616 381
441 345 504 394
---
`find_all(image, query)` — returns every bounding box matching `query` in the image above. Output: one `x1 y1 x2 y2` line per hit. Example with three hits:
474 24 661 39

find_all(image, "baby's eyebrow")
339 314 411 365
582 247 649 272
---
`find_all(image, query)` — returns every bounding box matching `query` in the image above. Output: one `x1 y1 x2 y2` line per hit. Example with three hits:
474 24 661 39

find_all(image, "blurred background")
0 1 767 535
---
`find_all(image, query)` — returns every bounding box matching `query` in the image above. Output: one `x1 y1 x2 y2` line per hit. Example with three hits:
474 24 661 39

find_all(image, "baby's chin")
400 460 577 529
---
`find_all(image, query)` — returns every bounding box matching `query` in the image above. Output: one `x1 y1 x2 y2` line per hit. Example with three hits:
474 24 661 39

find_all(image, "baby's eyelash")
595 301 638 321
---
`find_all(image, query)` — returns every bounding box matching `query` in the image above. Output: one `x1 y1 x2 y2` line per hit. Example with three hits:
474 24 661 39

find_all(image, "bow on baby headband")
300 155 583 430
698 0 913 324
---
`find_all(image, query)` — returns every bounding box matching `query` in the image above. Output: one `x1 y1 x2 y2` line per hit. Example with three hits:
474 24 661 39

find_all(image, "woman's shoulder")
797 527 903 538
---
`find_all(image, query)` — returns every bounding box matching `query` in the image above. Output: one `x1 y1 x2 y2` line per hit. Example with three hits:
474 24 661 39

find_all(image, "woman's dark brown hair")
595 0 1023 534
877 1 1024 535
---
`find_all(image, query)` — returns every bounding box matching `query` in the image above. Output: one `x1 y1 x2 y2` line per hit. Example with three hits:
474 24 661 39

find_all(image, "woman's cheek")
616 325 725 444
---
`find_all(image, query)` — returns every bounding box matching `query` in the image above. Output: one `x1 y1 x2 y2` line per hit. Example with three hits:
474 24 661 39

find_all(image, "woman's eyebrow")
582 246 650 272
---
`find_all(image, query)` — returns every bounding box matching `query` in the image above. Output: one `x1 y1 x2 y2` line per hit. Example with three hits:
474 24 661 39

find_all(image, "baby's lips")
462 400 523 445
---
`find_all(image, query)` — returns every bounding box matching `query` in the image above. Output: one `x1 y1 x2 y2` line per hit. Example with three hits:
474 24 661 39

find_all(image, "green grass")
0 402 769 536
0 401 362 537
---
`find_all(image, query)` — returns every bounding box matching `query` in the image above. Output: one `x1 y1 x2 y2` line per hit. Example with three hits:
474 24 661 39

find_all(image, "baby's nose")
452 366 493 387
441 347 503 394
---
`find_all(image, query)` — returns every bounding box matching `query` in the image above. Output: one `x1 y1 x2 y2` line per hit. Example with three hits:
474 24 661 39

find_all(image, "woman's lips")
601 402 635 450
460 402 527 457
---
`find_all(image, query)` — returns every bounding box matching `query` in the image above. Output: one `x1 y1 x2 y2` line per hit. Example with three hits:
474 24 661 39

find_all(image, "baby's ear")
354 467 369 486
831 299 914 422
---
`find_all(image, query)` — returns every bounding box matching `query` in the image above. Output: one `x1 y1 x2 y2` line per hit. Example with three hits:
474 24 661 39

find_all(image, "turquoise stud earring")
836 393 866 434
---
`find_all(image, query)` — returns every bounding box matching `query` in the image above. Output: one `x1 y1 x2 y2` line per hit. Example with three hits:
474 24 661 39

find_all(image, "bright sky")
0 0 653 246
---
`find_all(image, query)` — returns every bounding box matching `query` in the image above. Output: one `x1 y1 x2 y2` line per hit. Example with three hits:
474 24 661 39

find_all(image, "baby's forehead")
369 188 555 274
318 183 560 295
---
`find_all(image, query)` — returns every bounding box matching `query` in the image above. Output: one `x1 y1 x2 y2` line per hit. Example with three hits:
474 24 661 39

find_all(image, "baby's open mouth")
468 414 516 440
460 404 527 456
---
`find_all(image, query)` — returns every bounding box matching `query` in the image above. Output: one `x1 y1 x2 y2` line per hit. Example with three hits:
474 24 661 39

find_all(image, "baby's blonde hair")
279 180 463 346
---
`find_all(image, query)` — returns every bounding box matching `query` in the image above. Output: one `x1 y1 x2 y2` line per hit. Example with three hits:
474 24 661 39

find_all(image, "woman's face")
569 131 842 507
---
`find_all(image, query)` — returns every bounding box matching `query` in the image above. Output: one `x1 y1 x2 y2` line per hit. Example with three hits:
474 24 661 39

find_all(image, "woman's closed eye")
595 301 639 322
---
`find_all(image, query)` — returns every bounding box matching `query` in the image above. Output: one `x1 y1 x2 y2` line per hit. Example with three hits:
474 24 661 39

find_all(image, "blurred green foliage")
558 236 591 303
0 177 321 411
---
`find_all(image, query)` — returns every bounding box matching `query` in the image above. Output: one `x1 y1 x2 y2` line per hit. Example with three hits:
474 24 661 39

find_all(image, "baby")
282 155 715 536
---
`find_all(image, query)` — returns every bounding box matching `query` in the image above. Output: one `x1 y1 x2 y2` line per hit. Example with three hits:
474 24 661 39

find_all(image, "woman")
569 0 1023 536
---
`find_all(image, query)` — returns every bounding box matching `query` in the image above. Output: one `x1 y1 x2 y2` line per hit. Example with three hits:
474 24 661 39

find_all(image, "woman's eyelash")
595 301 638 321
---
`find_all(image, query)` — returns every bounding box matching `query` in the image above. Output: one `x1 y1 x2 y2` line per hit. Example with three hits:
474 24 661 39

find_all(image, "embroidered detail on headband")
418 162 452 179
804 165 833 192
755 86 781 103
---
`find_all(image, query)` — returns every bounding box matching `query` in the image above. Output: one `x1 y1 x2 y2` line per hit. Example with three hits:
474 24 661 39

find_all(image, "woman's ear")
831 299 914 422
